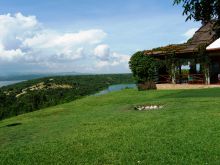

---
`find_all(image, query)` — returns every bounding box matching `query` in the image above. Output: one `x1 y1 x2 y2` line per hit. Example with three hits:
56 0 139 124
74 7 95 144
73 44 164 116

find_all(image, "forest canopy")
0 74 134 120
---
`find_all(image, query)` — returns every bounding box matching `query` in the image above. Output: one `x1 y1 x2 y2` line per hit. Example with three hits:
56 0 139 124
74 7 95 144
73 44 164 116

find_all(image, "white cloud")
0 13 130 73
94 44 130 70
0 45 24 61
23 29 106 50
21 29 106 62
183 28 198 39
94 44 110 60
0 13 106 63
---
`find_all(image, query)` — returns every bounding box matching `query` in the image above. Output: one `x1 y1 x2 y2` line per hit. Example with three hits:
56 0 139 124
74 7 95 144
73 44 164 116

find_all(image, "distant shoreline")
0 73 132 82
0 80 25 87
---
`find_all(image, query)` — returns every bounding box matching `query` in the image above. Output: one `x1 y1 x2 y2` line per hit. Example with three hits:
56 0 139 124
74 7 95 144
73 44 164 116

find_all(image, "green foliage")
151 44 186 52
164 53 177 72
181 69 190 75
1 88 220 164
173 0 220 37
173 0 216 23
0 74 134 120
129 51 158 84
197 44 210 65
197 44 211 82
163 54 187 76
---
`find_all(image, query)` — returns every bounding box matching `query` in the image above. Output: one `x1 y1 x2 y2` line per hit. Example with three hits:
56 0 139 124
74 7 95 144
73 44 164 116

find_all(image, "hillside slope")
0 74 133 120
0 89 220 164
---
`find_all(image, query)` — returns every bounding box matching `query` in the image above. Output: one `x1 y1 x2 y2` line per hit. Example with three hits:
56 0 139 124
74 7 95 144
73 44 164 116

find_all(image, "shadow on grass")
6 123 22 127
0 122 22 129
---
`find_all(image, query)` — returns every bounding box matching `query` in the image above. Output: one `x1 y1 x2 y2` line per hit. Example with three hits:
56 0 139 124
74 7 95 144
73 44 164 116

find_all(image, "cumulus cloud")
0 13 105 62
94 44 130 70
22 29 106 62
0 13 130 73
94 44 110 60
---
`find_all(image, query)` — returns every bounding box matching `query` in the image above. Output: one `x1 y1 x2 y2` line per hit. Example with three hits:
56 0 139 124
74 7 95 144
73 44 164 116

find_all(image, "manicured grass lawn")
0 88 220 164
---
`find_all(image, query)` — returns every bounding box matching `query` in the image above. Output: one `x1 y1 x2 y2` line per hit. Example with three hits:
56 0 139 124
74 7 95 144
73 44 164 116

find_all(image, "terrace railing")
157 74 205 84
188 74 205 84
157 75 171 84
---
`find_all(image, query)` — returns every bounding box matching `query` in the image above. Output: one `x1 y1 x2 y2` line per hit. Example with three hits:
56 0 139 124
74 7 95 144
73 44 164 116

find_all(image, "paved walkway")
156 84 220 90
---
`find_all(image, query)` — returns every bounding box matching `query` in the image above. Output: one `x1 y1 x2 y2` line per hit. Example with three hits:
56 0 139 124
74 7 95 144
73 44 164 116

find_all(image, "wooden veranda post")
179 65 182 84
204 64 210 85
171 62 176 84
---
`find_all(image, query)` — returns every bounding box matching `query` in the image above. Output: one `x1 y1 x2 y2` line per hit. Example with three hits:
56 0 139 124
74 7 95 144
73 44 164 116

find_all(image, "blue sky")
0 0 200 74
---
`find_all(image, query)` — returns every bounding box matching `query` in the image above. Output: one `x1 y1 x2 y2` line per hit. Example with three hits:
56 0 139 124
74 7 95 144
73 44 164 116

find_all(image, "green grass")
0 88 220 164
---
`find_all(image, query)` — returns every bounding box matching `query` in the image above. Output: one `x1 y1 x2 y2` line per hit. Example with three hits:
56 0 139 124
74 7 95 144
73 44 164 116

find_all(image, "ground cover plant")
0 88 220 164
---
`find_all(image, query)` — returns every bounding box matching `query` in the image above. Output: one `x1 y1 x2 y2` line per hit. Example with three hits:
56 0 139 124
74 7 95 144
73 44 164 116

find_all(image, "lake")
94 84 136 96
0 80 25 87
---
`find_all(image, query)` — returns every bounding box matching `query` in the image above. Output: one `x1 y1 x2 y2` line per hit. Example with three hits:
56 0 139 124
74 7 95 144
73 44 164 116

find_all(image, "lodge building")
145 22 220 85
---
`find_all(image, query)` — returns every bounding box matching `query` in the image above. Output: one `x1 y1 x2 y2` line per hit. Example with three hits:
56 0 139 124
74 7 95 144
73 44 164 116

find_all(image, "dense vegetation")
0 74 134 120
174 0 220 36
0 88 220 164
174 0 220 23
129 51 158 90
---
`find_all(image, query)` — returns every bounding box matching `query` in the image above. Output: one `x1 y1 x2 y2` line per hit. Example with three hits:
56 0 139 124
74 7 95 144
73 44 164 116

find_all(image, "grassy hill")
0 88 220 164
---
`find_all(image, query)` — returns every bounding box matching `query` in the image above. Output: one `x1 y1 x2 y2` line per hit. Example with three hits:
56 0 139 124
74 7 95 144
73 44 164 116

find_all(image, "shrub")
129 51 158 90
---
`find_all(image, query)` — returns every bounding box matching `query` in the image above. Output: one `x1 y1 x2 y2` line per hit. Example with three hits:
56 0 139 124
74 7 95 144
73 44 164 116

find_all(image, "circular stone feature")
134 105 164 111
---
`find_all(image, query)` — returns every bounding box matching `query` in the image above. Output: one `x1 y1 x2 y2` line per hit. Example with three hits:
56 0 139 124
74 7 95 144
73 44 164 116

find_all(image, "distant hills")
0 74 134 120
0 72 83 81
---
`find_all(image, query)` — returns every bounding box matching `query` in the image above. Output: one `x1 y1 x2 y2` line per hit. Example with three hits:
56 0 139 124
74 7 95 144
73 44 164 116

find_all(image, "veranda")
144 22 220 85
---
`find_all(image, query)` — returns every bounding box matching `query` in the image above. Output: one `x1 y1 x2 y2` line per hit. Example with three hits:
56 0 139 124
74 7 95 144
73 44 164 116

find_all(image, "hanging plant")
197 43 211 84
163 53 180 83
197 44 210 70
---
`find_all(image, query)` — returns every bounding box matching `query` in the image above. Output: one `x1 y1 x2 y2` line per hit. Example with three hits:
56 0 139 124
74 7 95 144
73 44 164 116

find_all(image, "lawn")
0 88 220 164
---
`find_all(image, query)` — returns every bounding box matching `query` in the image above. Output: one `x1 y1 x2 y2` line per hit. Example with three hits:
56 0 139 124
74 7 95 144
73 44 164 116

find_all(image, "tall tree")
174 0 220 36
173 0 219 24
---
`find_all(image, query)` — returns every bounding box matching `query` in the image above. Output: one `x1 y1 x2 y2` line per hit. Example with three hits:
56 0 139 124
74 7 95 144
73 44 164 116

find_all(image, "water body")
95 84 136 96
0 80 25 87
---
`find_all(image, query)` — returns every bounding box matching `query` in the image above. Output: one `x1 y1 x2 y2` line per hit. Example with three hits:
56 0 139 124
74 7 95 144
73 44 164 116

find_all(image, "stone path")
156 84 220 90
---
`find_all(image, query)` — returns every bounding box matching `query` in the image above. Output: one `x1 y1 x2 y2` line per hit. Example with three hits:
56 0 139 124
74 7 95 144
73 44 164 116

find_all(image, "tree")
173 0 220 25
174 0 220 38
129 51 158 90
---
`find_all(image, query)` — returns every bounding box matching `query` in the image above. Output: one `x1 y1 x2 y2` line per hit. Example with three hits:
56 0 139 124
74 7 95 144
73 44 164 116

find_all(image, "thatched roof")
144 22 216 56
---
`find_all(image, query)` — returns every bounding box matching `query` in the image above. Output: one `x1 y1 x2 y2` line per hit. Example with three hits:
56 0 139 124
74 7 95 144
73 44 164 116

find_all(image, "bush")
129 51 158 90
137 81 157 90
